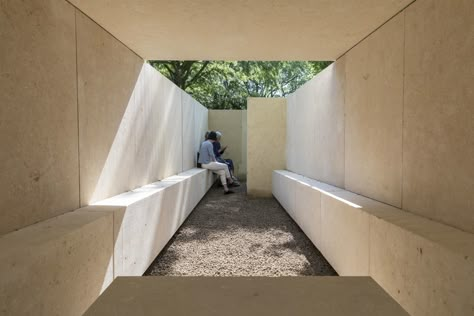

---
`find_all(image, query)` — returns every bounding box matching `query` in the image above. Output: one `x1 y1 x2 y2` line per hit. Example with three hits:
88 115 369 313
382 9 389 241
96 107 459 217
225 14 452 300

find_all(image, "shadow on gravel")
145 182 337 277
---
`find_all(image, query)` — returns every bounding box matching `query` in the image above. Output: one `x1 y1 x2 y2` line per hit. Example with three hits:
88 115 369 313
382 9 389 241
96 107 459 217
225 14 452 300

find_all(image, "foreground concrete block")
370 212 474 316
402 0 474 233
320 190 370 276
84 277 409 316
0 0 79 234
0 208 114 316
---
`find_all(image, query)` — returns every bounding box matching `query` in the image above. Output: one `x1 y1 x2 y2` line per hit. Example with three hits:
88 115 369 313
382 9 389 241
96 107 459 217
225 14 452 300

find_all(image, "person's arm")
207 142 216 162
219 145 228 154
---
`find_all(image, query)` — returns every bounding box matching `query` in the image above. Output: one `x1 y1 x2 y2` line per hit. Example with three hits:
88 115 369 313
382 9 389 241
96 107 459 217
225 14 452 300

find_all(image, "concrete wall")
0 1 208 235
208 110 247 179
0 0 80 235
287 61 345 187
247 98 286 197
0 169 215 316
0 1 212 314
273 170 474 316
286 0 474 233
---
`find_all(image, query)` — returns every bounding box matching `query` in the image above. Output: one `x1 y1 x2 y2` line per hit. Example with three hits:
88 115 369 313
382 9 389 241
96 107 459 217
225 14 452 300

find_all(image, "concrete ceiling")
70 0 413 61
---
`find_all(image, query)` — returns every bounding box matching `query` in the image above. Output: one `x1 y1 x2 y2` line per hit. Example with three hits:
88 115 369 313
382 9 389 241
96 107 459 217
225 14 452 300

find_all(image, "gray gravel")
145 183 337 277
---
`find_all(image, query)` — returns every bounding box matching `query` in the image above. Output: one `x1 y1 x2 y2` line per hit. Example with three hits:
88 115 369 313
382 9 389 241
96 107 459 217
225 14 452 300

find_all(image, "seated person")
213 131 239 182
198 131 237 194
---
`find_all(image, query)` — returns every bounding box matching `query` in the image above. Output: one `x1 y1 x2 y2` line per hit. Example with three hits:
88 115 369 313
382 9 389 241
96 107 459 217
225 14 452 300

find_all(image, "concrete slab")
84 277 409 316
402 0 474 233
285 93 298 173
68 0 413 60
344 14 404 207
182 93 196 171
293 81 317 178
311 60 346 187
370 214 474 316
294 180 322 249
273 170 474 316
93 169 213 276
76 11 143 205
0 208 114 316
0 0 79 234
287 61 345 187
247 98 287 197
320 190 370 276
194 101 209 165
272 171 296 217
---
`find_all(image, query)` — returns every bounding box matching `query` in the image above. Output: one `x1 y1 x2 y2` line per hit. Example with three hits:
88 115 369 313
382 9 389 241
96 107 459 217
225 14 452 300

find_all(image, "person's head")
216 131 222 141
207 131 217 142
204 131 210 140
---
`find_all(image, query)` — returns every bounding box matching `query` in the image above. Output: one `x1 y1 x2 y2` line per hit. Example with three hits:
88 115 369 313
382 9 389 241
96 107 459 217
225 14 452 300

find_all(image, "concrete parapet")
93 168 215 276
0 168 215 315
272 170 474 316
0 208 115 316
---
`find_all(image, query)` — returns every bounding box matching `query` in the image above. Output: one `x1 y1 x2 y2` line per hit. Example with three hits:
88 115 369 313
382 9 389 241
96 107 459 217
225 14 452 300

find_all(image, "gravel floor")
145 183 337 277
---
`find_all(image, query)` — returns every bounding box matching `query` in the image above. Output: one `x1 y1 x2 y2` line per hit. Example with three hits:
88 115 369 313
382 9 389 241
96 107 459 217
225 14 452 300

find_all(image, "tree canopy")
148 60 332 109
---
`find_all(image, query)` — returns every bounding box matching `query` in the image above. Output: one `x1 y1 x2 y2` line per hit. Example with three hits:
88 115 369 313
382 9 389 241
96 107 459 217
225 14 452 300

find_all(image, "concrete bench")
0 168 215 316
84 276 410 316
0 207 116 316
272 170 474 316
93 168 215 276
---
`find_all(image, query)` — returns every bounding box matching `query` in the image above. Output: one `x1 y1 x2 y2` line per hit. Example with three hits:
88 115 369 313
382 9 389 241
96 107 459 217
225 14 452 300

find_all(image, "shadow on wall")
85 64 184 205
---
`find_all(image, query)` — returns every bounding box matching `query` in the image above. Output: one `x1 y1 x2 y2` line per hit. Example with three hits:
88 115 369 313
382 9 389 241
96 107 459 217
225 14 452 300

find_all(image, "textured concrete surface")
84 277 410 316
320 190 370 276
77 11 143 205
68 0 413 60
370 213 474 316
273 170 474 316
0 208 114 316
208 110 247 179
77 11 208 205
402 0 474 233
0 0 79 235
146 183 336 277
286 61 345 187
247 98 286 197
344 14 404 207
93 169 214 276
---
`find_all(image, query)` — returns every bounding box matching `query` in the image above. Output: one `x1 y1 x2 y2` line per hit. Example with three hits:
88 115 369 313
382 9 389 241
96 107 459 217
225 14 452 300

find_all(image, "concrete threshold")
84 276 409 316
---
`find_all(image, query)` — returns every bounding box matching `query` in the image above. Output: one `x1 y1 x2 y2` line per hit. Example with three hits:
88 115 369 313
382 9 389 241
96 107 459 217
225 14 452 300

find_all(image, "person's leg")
225 159 234 172
201 162 234 193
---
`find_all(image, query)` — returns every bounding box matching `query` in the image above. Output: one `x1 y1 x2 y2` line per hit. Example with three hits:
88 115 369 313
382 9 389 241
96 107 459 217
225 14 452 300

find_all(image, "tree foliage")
149 60 332 109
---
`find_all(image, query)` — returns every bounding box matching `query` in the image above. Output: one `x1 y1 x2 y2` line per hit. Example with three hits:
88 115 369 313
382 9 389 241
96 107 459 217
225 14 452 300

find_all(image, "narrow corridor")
145 183 337 277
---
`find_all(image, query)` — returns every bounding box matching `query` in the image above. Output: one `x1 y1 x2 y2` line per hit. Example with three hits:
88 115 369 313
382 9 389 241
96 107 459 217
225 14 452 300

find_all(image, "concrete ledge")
0 168 215 315
93 168 215 276
0 207 116 316
84 276 409 316
272 170 474 316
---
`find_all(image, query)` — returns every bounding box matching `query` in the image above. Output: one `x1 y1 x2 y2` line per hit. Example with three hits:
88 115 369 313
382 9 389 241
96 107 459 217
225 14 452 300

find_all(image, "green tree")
148 60 332 109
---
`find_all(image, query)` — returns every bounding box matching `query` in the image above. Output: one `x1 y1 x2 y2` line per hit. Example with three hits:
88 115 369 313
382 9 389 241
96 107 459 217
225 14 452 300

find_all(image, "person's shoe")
224 190 235 195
